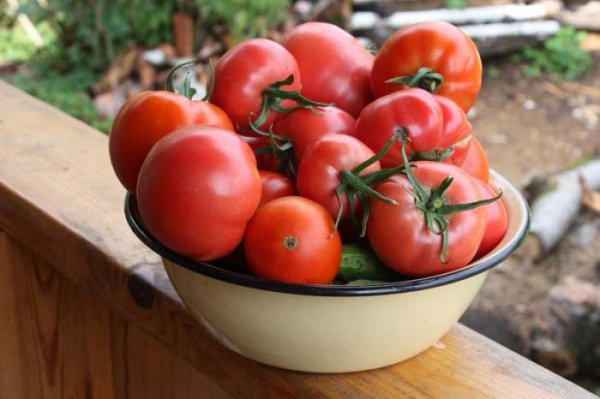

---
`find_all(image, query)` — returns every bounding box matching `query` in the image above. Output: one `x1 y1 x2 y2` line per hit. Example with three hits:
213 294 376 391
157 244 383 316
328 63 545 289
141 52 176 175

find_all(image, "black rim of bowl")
124 191 529 297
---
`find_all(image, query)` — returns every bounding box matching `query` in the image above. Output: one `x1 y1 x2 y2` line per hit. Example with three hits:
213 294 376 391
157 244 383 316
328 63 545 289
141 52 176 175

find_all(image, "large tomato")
371 21 482 112
109 91 233 192
211 39 302 132
460 138 490 182
354 88 443 167
472 179 508 260
367 160 488 277
137 126 261 261
273 106 355 162
436 95 472 166
243 196 342 284
296 134 381 224
283 22 374 117
258 171 296 207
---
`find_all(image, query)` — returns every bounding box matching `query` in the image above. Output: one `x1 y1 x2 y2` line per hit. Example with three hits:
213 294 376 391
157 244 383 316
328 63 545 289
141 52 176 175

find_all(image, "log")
521 159 600 260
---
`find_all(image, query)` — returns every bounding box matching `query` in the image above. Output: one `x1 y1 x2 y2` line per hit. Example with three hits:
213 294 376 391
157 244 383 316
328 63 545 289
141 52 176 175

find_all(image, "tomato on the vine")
283 22 374 117
109 91 233 192
137 126 261 261
211 38 324 133
354 88 444 167
367 144 497 277
371 21 482 112
243 196 342 284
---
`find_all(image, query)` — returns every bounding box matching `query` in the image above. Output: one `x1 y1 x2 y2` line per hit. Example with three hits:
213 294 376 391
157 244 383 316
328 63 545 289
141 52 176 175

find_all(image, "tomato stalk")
253 129 296 177
334 137 408 236
399 138 501 263
386 67 443 94
250 74 332 130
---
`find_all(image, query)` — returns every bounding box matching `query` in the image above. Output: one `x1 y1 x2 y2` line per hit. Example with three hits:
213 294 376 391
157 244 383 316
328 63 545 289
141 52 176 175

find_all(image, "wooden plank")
0 230 234 399
0 81 595 398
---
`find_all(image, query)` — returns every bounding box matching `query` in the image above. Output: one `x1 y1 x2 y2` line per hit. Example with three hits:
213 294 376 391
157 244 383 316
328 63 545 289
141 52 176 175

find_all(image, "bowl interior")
125 170 529 296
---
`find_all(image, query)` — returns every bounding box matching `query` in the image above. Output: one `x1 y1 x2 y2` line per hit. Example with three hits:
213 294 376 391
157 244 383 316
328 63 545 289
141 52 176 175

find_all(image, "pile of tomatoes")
109 21 509 285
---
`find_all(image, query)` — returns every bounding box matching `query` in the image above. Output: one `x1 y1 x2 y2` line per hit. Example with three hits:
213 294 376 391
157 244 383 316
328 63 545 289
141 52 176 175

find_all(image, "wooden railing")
0 81 595 398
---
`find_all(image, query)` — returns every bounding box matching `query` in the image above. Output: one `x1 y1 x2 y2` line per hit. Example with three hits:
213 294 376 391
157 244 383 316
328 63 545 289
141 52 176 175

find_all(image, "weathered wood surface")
0 80 596 398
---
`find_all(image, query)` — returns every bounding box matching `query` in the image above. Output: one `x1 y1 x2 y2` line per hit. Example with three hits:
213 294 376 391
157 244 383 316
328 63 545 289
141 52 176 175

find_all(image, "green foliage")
4 70 112 133
444 0 466 9
517 27 593 80
191 0 289 43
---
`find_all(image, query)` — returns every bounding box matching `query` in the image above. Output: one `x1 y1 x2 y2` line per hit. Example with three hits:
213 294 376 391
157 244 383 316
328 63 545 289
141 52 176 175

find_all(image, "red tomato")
273 106 355 162
354 88 443 167
239 135 279 171
436 95 472 165
109 91 233 192
472 179 508 260
296 134 380 222
259 171 296 207
243 196 342 284
460 138 490 182
371 21 482 112
211 39 301 131
283 22 374 117
368 161 486 276
137 126 261 261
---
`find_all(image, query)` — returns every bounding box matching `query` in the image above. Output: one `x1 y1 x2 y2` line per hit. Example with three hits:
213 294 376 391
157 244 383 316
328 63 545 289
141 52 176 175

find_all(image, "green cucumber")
337 244 396 283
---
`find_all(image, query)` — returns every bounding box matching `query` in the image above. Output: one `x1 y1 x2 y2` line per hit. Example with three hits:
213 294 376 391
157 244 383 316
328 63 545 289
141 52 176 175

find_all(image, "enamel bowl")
125 170 529 373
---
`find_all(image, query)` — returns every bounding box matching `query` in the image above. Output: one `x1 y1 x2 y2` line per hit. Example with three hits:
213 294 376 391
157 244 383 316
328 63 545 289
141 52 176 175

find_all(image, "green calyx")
399 139 502 264
386 67 444 94
166 60 200 100
250 74 332 130
334 137 406 237
252 127 296 178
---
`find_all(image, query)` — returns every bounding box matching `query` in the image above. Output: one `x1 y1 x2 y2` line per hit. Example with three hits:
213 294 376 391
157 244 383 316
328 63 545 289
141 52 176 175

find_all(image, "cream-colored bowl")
125 170 529 373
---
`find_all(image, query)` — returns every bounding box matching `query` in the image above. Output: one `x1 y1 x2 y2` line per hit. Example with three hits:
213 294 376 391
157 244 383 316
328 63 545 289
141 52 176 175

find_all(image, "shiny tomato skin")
137 126 261 261
472 179 508 260
109 91 234 192
371 21 482 112
258 171 296 207
273 106 355 162
243 196 342 284
297 134 379 220
460 138 489 182
436 95 472 166
211 38 300 131
283 22 374 117
367 161 486 277
354 88 443 167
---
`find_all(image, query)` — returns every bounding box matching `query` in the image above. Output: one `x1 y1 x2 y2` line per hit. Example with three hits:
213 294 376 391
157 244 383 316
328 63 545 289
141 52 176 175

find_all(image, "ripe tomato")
436 95 472 166
137 126 261 261
283 22 374 117
371 21 482 112
211 39 301 131
460 138 490 182
472 179 508 260
296 134 381 223
354 88 443 167
368 161 487 277
243 196 342 284
273 106 355 162
109 91 233 192
258 171 296 207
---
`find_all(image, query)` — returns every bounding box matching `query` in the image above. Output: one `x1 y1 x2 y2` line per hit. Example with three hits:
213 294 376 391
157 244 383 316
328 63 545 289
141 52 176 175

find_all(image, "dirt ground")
460 53 600 392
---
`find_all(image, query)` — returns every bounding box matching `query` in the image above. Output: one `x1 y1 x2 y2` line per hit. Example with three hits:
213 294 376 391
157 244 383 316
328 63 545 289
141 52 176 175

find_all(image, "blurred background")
1 0 599 393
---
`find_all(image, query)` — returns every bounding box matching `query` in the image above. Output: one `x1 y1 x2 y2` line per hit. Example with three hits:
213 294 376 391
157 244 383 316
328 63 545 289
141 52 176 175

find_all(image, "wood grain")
0 81 595 398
